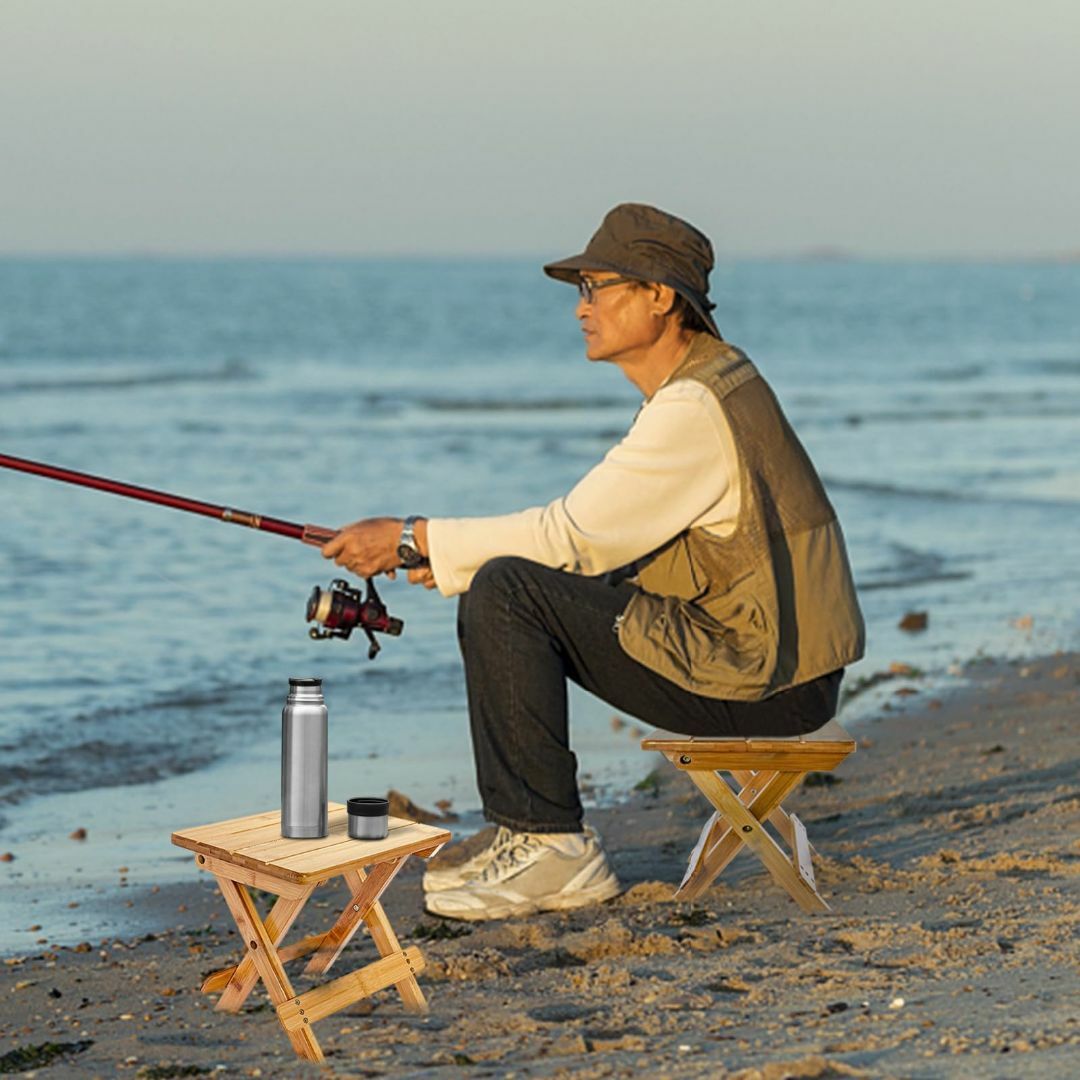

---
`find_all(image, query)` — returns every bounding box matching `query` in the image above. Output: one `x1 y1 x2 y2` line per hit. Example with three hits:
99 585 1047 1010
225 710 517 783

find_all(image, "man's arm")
427 381 739 595
322 381 739 593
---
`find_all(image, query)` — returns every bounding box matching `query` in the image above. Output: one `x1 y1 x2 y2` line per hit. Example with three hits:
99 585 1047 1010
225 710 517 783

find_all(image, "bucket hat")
544 203 721 338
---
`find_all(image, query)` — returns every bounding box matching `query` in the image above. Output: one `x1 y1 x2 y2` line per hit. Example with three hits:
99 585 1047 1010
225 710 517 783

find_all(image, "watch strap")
397 515 425 568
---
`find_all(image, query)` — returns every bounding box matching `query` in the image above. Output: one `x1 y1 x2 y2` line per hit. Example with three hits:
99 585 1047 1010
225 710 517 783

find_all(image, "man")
322 203 865 922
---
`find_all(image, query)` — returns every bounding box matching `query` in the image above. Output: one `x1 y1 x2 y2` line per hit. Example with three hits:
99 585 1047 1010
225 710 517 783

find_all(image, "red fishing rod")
0 451 336 545
0 452 403 659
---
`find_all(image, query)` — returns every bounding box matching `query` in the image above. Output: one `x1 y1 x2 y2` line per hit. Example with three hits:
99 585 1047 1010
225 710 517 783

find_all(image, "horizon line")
1 248 1079 264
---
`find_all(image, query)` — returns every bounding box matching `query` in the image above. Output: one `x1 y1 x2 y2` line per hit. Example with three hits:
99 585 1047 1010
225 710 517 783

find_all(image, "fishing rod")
0 452 403 659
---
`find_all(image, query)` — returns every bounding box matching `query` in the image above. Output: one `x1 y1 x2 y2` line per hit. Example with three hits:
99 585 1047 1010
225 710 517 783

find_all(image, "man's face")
576 270 660 363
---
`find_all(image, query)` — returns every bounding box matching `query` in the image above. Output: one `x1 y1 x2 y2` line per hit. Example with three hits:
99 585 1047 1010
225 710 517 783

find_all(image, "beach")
2 650 1076 1078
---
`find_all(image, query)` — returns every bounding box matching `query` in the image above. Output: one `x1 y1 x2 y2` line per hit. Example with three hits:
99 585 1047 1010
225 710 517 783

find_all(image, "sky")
1 0 1078 258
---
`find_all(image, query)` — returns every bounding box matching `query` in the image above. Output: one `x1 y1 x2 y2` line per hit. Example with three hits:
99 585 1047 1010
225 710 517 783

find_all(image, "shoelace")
464 826 516 875
484 826 515 859
479 832 543 884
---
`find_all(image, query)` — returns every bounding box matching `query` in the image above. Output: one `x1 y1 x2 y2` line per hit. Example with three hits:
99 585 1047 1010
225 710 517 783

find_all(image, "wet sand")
2 653 1077 1078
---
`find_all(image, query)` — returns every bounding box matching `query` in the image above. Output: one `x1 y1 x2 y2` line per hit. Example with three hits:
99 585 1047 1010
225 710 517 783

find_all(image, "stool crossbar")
642 719 856 912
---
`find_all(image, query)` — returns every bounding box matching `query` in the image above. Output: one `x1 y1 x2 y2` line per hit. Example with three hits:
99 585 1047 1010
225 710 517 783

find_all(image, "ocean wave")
0 684 269 813
824 474 1079 508
823 476 968 502
807 396 1080 428
857 542 972 592
829 408 987 427
0 421 89 439
917 364 987 382
418 395 630 413
1 358 253 395
1028 358 1080 376
0 736 221 813
0 659 466 812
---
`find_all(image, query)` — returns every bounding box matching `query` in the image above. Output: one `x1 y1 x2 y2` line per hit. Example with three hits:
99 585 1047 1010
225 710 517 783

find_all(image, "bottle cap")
347 797 389 817
288 677 322 686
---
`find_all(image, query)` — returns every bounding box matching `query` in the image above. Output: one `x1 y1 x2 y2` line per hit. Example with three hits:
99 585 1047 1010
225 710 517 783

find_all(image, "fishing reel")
306 577 404 660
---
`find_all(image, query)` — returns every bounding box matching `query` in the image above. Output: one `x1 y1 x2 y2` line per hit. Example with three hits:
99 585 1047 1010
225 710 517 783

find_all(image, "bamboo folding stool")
171 804 450 1063
642 719 856 912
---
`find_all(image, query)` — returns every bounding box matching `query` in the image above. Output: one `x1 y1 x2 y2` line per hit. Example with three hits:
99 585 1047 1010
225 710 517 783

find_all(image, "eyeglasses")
577 276 638 304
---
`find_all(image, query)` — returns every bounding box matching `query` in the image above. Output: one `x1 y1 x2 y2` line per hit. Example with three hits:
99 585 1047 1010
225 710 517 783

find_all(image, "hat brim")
543 254 722 339
542 253 627 284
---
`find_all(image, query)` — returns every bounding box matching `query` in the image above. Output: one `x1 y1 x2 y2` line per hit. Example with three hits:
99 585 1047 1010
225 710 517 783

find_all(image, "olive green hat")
544 202 721 338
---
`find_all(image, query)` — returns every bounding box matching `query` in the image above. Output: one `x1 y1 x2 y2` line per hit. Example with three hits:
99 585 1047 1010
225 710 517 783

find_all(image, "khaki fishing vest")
616 334 865 701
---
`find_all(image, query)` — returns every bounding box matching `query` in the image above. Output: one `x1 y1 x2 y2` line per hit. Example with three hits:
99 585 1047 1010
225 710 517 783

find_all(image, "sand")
1 653 1077 1078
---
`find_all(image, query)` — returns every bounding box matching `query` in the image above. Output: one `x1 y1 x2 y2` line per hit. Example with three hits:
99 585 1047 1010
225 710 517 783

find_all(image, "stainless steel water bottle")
281 677 328 838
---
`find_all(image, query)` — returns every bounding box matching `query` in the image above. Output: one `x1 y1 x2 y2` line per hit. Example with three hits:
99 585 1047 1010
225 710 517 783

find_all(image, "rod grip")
301 524 338 547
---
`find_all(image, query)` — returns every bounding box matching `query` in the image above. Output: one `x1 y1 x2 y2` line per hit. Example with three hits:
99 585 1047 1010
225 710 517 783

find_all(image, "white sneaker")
423 824 604 893
422 826 517 893
424 827 621 921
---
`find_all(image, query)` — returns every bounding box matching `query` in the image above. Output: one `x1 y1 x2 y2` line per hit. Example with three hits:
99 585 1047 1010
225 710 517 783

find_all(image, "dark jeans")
457 556 844 834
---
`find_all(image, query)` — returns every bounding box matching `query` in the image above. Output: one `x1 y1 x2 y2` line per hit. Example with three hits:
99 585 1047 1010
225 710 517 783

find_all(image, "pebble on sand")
69 827 88 841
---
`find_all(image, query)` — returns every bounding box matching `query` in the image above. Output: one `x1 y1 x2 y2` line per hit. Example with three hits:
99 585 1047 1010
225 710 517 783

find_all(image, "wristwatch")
396 515 426 569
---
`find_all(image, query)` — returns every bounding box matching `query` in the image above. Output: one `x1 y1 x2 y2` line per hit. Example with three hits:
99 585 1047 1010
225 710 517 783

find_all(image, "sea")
1 256 1078 951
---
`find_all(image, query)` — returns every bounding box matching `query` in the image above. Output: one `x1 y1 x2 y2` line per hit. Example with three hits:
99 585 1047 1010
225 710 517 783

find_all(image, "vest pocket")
680 588 773 679
618 583 776 699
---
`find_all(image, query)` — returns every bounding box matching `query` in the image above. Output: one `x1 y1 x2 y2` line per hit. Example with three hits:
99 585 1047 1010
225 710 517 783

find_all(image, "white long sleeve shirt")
427 378 742 597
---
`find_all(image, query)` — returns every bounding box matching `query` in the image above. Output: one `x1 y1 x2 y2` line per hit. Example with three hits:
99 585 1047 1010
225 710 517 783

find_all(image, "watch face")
397 544 422 568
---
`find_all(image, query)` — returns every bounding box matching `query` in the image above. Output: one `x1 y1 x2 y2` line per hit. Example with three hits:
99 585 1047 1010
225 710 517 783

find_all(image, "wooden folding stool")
172 804 450 1062
641 720 856 912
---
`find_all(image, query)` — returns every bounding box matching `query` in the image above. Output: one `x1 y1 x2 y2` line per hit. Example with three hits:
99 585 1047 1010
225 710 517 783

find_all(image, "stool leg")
731 770 818 859
703 770 801 873
215 887 315 1013
676 769 799 900
214 875 324 1062
731 770 788 849
344 867 428 1014
687 771 829 913
678 810 728 896
304 857 405 976
788 812 818 892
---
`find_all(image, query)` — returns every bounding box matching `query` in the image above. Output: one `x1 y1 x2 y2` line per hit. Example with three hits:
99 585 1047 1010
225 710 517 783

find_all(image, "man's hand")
321 517 404 579
321 516 436 587
406 565 438 590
